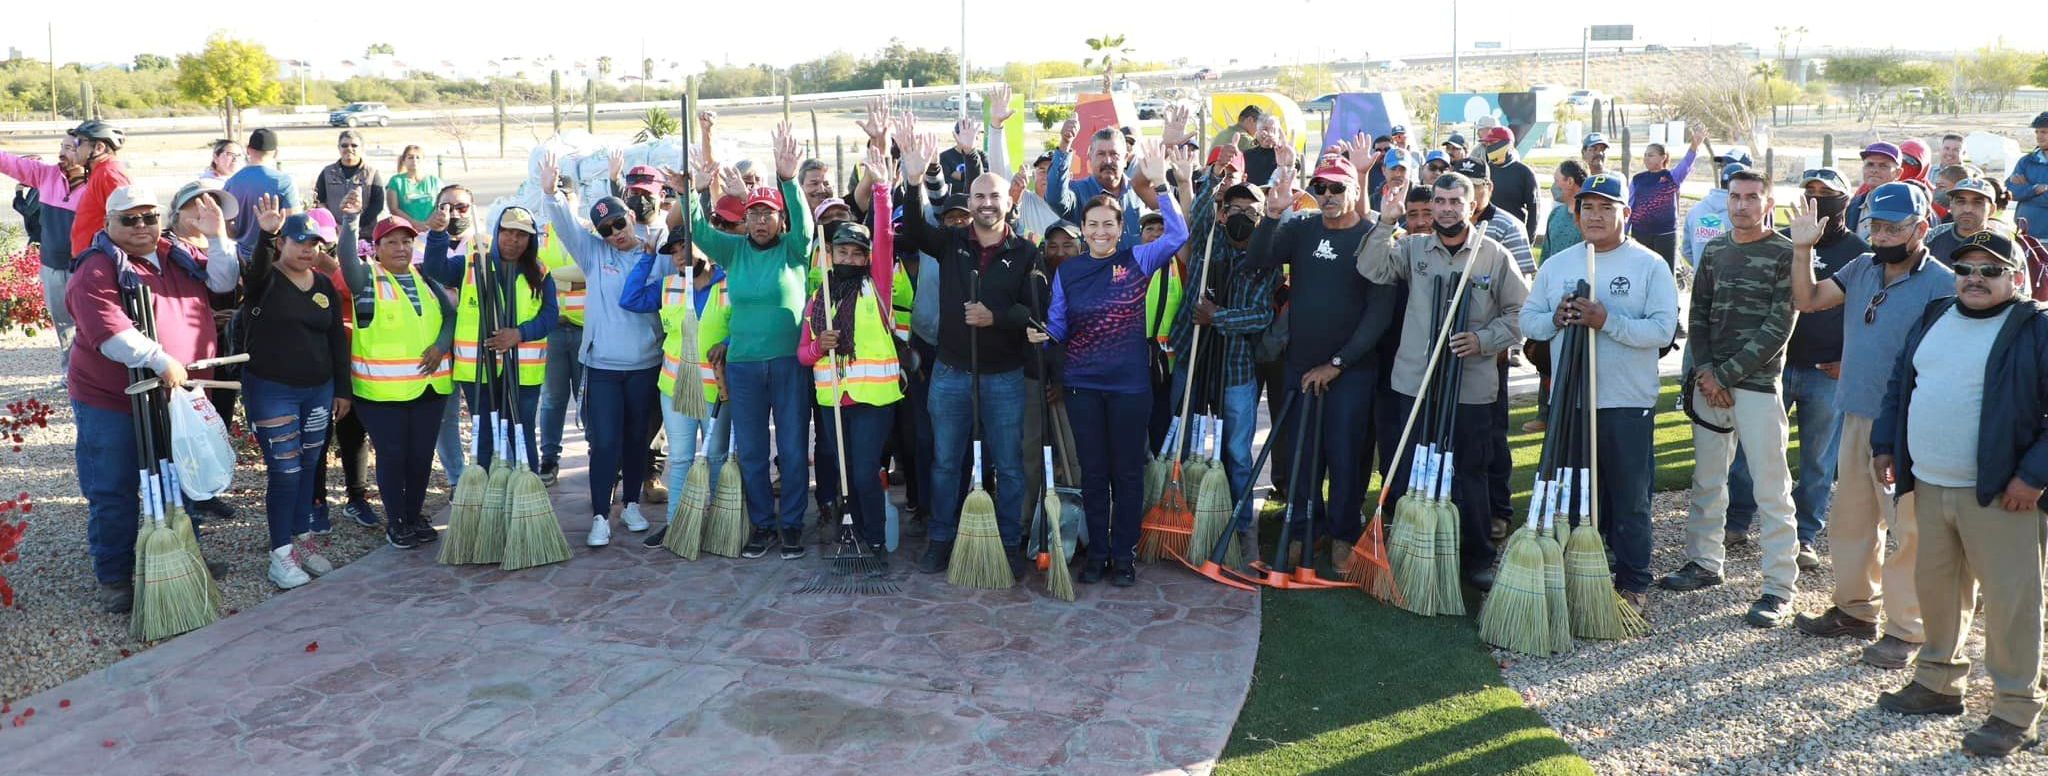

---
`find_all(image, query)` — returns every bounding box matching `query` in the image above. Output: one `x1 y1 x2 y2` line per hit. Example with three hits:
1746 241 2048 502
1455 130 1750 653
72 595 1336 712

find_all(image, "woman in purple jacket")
1029 141 1190 586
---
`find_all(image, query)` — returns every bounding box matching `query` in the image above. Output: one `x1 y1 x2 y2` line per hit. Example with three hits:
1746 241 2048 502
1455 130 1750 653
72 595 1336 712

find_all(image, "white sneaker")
621 503 650 532
587 515 612 547
293 534 334 576
268 546 311 590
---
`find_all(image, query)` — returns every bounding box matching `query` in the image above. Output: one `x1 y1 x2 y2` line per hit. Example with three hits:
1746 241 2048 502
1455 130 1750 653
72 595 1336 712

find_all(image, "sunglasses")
339 143 360 149
1952 263 2011 279
443 202 472 213
1309 181 1348 196
596 218 631 238
117 213 161 227
1863 289 1888 325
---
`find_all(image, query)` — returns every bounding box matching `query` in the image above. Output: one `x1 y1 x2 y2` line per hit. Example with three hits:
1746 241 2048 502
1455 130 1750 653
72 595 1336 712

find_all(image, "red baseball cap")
371 217 418 243
713 194 747 223
625 164 661 182
743 186 784 213
1482 126 1513 145
1206 144 1244 171
1311 157 1358 184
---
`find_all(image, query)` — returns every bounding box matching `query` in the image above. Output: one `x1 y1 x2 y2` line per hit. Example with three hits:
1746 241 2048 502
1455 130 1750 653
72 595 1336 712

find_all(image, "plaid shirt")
1167 191 1280 387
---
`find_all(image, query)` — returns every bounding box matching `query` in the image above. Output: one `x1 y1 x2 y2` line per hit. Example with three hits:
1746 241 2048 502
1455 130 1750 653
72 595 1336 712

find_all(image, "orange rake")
1138 463 1196 561
1241 392 1350 590
1169 393 1298 592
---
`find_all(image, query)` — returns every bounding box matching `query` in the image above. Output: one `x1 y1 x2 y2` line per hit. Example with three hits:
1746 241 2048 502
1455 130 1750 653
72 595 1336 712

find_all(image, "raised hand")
697 110 717 134
341 186 364 215
857 98 890 143
1162 104 1192 148
718 165 746 197
771 120 801 180
1059 117 1079 151
1273 128 1297 174
539 153 560 196
1267 167 1296 218
891 110 920 151
608 148 626 182
192 193 226 237
1787 197 1823 248
1136 138 1167 189
1689 126 1707 148
693 152 721 192
1167 143 1195 186
659 165 691 194
425 202 450 232
1347 131 1376 175
862 146 894 189
1009 164 1031 203
989 84 1013 127
954 116 983 150
254 193 284 234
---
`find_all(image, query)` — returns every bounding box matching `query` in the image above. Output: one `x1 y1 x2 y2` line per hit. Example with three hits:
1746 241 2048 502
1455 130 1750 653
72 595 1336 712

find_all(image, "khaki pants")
1832 413 1922 642
1687 386 1800 598
1911 484 2047 728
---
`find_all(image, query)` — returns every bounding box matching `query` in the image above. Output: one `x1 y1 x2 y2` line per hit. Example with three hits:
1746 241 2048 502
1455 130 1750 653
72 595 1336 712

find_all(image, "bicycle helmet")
67 120 125 152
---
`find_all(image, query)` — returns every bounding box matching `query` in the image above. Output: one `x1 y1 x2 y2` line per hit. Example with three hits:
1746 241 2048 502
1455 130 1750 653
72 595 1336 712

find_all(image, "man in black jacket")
1483 127 1539 239
896 134 1041 575
1869 232 2048 758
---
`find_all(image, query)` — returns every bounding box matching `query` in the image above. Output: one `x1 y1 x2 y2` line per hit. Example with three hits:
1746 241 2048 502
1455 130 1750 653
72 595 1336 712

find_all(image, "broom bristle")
1566 524 1643 639
1431 500 1465 616
701 459 748 557
1043 494 1075 602
1187 469 1232 570
948 489 1013 589
138 522 215 640
500 471 571 571
439 468 488 565
130 515 156 641
1179 459 1210 511
1477 535 1551 656
1539 530 1573 656
663 459 711 560
165 507 220 611
1389 494 1439 616
1141 456 1167 512
473 464 512 564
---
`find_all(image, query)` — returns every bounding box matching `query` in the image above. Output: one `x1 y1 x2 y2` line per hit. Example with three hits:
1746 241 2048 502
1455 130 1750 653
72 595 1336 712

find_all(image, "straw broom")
500 315 571 571
162 465 221 612
949 269 1013 589
136 414 214 640
1564 256 1650 638
1189 415 1235 570
1143 417 1180 513
701 453 747 557
127 345 156 639
1390 279 1457 615
1041 446 1075 601
1429 331 1468 617
440 257 491 565
1180 416 1211 511
473 257 511 565
1139 232 1215 561
1479 334 1569 654
663 445 712 560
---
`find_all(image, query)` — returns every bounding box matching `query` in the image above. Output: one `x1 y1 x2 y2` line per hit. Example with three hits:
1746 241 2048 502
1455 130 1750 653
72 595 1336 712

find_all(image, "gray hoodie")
542 196 667 371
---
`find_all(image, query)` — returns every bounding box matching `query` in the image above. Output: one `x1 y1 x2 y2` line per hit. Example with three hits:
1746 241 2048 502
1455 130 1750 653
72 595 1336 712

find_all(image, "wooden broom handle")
1170 229 1216 464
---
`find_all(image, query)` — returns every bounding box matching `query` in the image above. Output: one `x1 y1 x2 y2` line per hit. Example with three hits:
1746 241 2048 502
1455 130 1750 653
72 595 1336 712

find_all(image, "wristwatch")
1329 356 1345 369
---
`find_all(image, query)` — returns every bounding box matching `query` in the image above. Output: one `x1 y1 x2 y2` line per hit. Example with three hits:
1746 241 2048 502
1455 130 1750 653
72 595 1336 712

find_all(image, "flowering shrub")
0 246 53 340
0 493 31 608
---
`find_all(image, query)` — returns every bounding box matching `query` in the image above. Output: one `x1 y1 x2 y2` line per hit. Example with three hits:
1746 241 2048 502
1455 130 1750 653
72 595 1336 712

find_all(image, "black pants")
1526 338 1552 418
314 408 371 505
1642 232 1678 270
1257 358 1291 497
1379 393 1497 573
356 390 448 527
1066 386 1151 565
1488 355 1512 522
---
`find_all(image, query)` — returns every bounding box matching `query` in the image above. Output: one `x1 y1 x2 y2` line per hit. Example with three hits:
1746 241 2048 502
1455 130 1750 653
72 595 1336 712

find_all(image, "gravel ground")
0 331 445 702
1501 490 2047 775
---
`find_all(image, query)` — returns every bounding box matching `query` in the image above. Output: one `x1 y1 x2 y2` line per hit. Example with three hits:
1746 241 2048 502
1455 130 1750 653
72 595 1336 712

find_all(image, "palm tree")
1084 34 1133 93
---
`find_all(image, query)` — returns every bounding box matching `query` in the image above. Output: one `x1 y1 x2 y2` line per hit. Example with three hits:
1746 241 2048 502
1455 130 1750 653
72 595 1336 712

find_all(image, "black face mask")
1433 220 1469 239
1811 194 1849 235
1872 242 1916 264
626 195 656 220
828 263 868 282
447 216 471 235
1224 213 1257 242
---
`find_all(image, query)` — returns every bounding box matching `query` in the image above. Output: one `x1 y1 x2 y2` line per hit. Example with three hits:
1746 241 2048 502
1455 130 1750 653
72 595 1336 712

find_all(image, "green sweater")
690 177 814 362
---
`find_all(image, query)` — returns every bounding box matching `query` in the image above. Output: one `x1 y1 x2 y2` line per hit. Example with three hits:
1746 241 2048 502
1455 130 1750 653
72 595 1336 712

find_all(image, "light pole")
1450 0 1460 92
959 0 969 123
1581 27 1590 89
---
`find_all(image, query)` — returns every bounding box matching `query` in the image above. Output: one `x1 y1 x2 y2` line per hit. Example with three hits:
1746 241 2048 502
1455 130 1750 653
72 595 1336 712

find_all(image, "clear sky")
0 1 2018 72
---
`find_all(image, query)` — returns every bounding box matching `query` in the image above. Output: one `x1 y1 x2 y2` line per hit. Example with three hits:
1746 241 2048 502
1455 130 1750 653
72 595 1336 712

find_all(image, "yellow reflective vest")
351 264 453 401
452 262 548 386
659 274 728 404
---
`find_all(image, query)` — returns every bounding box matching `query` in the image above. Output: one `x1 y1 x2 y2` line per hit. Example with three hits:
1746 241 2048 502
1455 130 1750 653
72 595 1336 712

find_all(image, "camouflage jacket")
1686 231 1797 393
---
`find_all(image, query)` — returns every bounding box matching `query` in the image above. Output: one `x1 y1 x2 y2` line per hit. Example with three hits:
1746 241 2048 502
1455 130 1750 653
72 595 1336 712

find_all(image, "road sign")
1474 41 1502 50
1589 25 1634 42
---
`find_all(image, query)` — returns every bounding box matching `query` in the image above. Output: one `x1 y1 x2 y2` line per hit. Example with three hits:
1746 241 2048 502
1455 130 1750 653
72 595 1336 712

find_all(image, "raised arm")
1785 197 1850 312
537 153 603 273
1359 199 1412 285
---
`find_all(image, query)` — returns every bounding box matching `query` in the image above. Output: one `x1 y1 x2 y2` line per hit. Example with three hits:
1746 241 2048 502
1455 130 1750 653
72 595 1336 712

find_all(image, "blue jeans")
436 388 465 483
355 390 449 527
538 324 584 465
462 381 541 473
1282 366 1378 543
818 402 895 546
75 401 141 584
661 400 732 523
726 357 811 530
928 364 1027 545
584 366 659 518
1065 386 1152 563
1599 407 1659 593
1726 365 1840 545
243 375 334 551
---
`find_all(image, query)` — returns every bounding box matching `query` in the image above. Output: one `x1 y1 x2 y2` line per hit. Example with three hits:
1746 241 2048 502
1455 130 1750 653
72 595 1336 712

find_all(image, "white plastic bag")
168 386 235 500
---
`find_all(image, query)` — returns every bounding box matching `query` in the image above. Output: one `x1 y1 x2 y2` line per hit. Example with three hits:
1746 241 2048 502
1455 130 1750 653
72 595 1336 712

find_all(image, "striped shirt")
1484 206 1536 276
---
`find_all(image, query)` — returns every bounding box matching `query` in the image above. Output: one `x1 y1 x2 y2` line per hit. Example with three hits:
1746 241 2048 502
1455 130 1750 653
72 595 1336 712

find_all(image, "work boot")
1746 594 1792 628
918 540 953 574
1331 540 1355 576
1658 561 1724 592
1796 542 1821 571
643 478 668 504
1078 558 1107 584
1877 682 1965 716
1111 560 1137 587
539 460 559 487
97 581 133 614
1861 635 1920 670
903 509 929 538
1962 717 2041 757
1794 606 1877 639
1617 589 1648 614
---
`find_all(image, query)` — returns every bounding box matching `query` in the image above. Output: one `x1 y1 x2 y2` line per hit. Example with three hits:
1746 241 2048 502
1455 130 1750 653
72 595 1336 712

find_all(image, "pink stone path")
2 442 1261 775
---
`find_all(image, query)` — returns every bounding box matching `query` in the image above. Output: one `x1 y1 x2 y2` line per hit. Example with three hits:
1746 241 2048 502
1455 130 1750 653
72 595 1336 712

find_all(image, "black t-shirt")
1248 213 1396 373
1783 228 1866 367
243 236 351 397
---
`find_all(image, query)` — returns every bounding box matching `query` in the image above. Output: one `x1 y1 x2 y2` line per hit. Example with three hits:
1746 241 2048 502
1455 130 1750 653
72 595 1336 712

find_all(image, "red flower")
304 641 319 653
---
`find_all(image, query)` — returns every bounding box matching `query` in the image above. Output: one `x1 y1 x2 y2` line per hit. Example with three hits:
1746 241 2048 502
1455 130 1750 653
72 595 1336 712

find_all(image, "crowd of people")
8 99 2048 759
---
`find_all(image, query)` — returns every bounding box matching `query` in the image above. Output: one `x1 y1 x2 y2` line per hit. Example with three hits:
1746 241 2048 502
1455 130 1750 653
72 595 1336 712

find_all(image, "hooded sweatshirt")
540 196 666 371
1682 187 1731 267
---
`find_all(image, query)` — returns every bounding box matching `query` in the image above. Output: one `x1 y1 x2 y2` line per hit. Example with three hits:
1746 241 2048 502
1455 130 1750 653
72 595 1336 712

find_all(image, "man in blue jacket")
2007 112 2048 240
1868 231 2047 759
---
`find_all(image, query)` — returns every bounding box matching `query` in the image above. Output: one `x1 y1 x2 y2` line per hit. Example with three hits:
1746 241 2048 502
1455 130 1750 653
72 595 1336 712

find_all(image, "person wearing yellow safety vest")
337 217 456 550
621 232 732 547
536 221 585 486
809 195 915 534
797 163 900 561
421 205 558 478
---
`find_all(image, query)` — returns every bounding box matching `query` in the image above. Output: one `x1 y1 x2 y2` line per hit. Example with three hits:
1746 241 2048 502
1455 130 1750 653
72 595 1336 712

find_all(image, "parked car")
1644 44 1670 53
1193 67 1218 81
942 92 985 113
1564 90 1605 108
1302 93 1338 112
328 102 391 128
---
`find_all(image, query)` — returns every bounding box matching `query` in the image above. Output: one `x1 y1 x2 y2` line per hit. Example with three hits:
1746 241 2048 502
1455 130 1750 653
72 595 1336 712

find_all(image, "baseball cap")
1221 182 1265 205
1898 139 1928 168
1581 132 1609 150
713 194 746 223
1139 212 1165 227
1442 133 1468 150
744 186 785 213
278 213 331 244
170 179 239 223
105 186 159 215
1482 126 1513 145
830 222 873 249
1576 173 1628 205
2033 111 2048 129
1207 144 1245 171
814 197 851 221
1449 157 1491 181
1865 181 1929 223
1948 177 1996 203
940 193 971 215
1860 141 1901 163
497 207 539 235
589 196 629 226
1799 167 1850 196
1389 124 1407 136
303 208 340 243
1384 148 1411 170
371 217 418 243
1949 231 2020 268
1045 221 1081 240
1423 150 1449 165
625 165 660 183
1717 162 1749 188
1311 157 1358 184
246 128 279 153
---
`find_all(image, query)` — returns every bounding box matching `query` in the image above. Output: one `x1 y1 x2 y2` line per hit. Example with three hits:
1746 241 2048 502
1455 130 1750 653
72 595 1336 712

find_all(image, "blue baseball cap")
1948 176 1997 203
1582 132 1609 150
1389 124 1407 136
1423 150 1449 165
1717 162 1749 187
277 213 332 245
1865 181 1929 223
1576 173 1628 205
1384 148 1411 170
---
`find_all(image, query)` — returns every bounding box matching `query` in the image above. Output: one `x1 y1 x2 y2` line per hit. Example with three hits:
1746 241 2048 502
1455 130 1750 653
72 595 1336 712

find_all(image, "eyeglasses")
1863 289 1888 325
339 143 360 149
743 209 779 222
596 219 631 238
1221 205 1259 217
116 213 161 227
1952 263 2011 279
443 203 471 213
1309 181 1348 196
1868 219 1921 238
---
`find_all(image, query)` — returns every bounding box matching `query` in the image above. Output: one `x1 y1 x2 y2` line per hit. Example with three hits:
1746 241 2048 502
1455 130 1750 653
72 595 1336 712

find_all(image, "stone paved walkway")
3 442 1261 776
